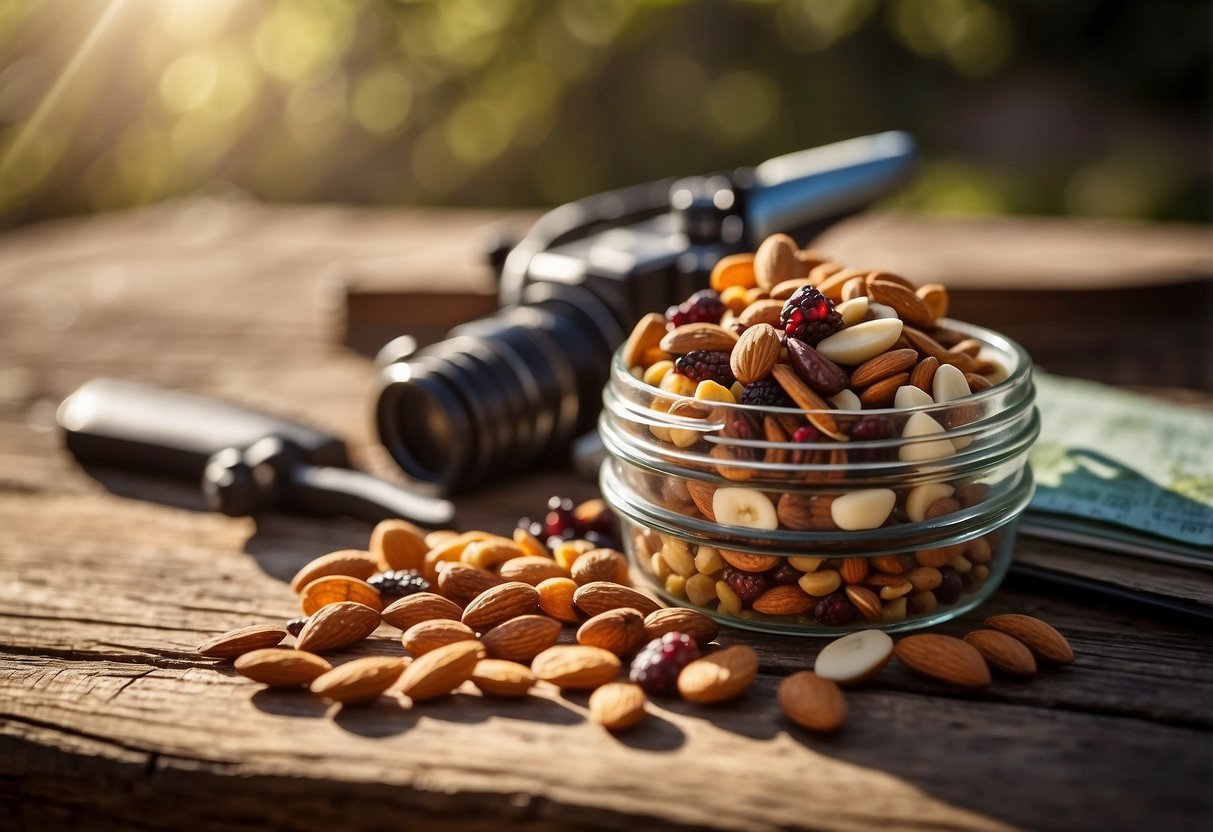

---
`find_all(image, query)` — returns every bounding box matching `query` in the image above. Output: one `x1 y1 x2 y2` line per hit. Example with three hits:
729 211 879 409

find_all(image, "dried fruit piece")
310 657 405 705
290 550 379 594
381 592 463 631
786 338 850 397
778 672 847 732
370 519 428 571
709 253 757 293
589 683 648 730
677 645 758 703
984 614 1075 665
711 486 778 529
470 659 536 698
480 614 562 663
964 629 1037 676
295 602 381 654
814 629 894 684
893 634 991 688
536 576 582 623
299 575 383 616
739 378 794 408
234 648 332 688
397 640 485 702
629 632 701 695
532 645 621 690
367 569 430 599
780 285 843 344
675 350 736 387
197 624 287 659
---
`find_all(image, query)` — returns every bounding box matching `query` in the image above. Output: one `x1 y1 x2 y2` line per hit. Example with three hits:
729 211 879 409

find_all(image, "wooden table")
2 200 1211 832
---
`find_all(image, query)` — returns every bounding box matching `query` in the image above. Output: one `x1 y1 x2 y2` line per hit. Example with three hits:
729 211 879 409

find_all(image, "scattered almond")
984 614 1074 665
677 645 758 704
437 561 505 605
536 577 582 623
964 629 1037 676
289 550 378 594
310 657 405 704
576 608 647 656
893 634 991 688
497 556 570 585
462 582 540 632
234 648 332 687
531 645 621 690
470 659 536 698
197 624 287 659
778 671 847 732
397 640 485 702
401 619 478 656
381 592 463 631
570 548 630 586
295 601 381 654
573 582 662 618
480 615 562 663
589 682 648 730
370 519 428 571
642 607 719 644
299 575 383 616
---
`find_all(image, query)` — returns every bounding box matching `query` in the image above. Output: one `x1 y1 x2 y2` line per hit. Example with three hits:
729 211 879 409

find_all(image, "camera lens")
374 283 623 493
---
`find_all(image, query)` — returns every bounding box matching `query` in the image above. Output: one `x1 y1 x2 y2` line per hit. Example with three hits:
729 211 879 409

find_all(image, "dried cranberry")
543 496 576 538
367 569 430 598
780 286 843 344
723 566 770 603
629 632 701 695
793 425 820 443
740 378 794 408
768 561 802 586
674 350 735 387
935 568 963 605
667 289 725 327
813 592 858 627
851 416 891 442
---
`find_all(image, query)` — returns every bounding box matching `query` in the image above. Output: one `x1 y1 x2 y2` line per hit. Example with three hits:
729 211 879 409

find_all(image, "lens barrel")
375 283 623 493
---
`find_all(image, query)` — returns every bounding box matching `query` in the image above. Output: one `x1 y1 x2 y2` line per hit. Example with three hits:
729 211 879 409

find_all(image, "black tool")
375 131 916 493
57 378 454 526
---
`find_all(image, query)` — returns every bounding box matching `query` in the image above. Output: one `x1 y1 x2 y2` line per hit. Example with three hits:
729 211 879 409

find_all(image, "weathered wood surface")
1 200 1211 832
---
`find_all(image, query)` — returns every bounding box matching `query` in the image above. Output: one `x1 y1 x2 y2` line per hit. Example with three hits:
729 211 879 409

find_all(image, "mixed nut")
608 233 1035 630
195 505 1074 737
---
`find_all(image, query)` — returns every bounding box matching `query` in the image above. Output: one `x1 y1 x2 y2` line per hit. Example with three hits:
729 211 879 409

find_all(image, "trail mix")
197 505 1074 733
610 233 1032 628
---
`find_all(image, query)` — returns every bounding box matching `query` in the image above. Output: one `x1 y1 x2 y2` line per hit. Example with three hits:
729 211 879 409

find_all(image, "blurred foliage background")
0 0 1207 228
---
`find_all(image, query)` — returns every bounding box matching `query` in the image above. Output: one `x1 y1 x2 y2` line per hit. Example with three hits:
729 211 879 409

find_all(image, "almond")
849 348 919 389
573 581 661 618
480 614 562 663
402 619 478 656
623 312 669 369
588 682 647 730
289 550 379 594
422 531 491 582
752 585 814 616
576 608 646 655
470 659 535 698
839 557 870 585
381 592 463 631
717 549 780 573
309 657 405 704
685 479 717 521
775 493 837 531
737 297 784 328
893 634 991 688
984 614 1075 665
197 624 287 659
437 561 504 605
461 582 540 632
234 648 332 687
812 264 857 300
753 232 803 289
769 277 814 301
857 372 910 408
867 278 935 328
899 326 977 374
844 585 883 621
299 575 383 616
570 548 630 586
909 355 939 392
397 639 485 702
370 519 428 571
916 283 949 320
659 322 739 355
677 645 758 703
295 601 381 654
778 671 847 732
729 323 781 385
964 630 1037 676
770 364 847 441
536 576 582 623
531 644 621 690
642 607 719 644
497 556 570 585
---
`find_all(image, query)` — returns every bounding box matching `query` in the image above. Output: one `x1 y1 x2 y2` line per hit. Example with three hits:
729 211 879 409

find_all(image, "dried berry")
667 289 725 327
367 569 430 598
935 568 963 605
768 561 802 586
543 496 576 538
674 350 735 387
780 286 843 345
285 616 309 638
813 593 858 627
722 566 770 604
629 632 701 696
792 425 819 443
850 416 891 442
740 378 794 408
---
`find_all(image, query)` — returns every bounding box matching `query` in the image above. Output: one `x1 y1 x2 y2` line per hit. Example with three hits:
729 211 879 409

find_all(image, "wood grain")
2 200 1211 831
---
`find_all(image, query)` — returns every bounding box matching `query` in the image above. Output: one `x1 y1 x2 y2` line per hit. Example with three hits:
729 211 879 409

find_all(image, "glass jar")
598 320 1038 636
